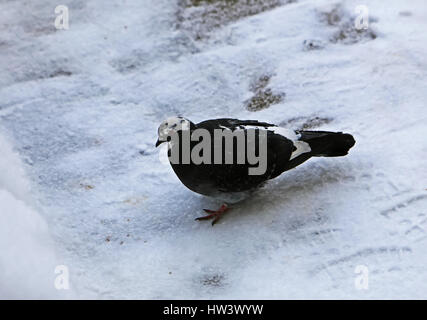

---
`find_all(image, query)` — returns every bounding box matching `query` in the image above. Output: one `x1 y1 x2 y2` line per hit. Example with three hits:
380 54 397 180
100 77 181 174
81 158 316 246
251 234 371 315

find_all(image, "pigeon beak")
155 139 163 147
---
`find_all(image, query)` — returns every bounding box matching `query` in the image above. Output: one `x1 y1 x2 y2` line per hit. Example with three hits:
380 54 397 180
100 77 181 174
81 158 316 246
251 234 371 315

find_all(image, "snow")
0 0 426 299
0 134 74 299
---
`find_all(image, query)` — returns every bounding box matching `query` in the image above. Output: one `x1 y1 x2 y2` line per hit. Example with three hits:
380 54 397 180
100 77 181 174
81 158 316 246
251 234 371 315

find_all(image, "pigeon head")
156 116 192 147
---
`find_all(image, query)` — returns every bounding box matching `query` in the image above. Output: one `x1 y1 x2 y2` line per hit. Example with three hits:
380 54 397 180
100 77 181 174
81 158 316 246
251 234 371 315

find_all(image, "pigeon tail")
299 131 356 157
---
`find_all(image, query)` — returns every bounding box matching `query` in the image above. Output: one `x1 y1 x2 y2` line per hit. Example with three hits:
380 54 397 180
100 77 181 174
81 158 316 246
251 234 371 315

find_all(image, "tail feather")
299 131 355 157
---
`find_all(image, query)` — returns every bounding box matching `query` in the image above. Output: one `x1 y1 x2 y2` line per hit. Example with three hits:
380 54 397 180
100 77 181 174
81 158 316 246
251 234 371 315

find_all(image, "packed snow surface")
0 0 426 298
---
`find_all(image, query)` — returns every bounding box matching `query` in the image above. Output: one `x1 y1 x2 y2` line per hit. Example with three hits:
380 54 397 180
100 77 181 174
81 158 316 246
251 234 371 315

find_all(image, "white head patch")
157 117 191 141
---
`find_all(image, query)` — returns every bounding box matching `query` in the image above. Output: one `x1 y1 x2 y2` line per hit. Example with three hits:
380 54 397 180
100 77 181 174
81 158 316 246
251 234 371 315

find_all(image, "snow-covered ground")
1 0 426 299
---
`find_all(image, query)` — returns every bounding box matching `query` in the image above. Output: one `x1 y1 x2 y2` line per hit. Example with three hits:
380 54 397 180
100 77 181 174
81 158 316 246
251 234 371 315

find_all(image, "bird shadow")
133 159 358 237
201 160 358 229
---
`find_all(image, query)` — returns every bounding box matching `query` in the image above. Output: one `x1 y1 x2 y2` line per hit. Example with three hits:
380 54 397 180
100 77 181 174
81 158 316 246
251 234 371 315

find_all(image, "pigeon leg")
195 204 229 226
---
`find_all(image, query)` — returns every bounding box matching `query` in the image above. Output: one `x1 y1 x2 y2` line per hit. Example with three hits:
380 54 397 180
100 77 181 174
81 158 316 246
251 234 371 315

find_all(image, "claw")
196 204 229 226
203 209 216 214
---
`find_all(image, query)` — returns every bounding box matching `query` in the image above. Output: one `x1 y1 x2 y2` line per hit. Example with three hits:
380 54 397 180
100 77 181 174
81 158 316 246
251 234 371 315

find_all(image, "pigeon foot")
195 204 229 226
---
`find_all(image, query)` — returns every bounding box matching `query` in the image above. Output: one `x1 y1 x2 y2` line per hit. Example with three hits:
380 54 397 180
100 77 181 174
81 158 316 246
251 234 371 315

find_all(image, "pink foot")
195 204 229 226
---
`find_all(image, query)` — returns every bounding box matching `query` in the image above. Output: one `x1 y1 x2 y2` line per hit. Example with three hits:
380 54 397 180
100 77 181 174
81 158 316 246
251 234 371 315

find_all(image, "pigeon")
156 117 355 225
